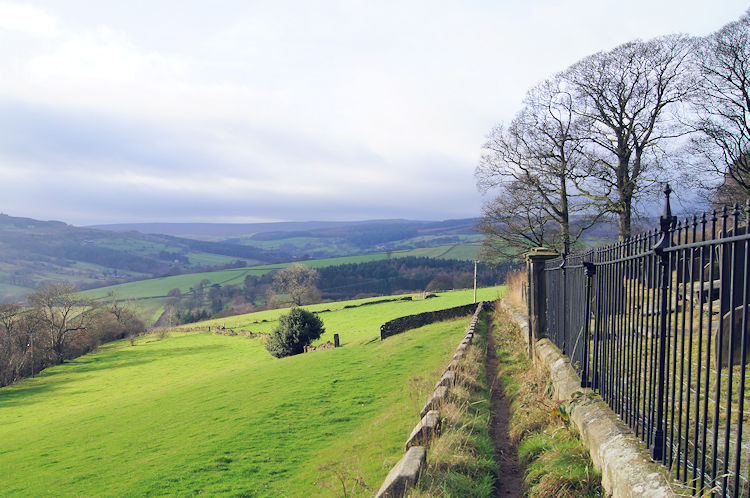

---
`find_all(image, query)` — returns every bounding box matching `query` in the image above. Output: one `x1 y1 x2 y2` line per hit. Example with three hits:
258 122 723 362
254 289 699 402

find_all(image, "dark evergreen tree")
265 308 325 358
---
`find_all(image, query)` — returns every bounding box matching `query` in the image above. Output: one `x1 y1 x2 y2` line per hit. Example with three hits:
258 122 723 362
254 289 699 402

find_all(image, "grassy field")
80 243 482 303
193 287 505 343
80 267 275 301
0 288 503 496
234 233 482 261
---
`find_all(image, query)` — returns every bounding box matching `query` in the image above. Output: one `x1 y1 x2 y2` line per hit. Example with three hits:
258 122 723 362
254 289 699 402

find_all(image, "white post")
473 260 477 304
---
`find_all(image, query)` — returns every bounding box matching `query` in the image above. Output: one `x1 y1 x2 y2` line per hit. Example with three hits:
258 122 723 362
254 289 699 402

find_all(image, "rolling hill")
91 218 484 259
0 214 485 303
0 213 288 301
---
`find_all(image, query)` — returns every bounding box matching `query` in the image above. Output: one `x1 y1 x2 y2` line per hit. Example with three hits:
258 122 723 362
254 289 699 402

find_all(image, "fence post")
525 247 559 357
581 258 596 388
560 254 567 354
651 184 676 462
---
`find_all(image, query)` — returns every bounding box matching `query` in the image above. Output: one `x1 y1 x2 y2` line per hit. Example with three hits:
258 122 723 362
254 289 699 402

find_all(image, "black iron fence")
544 186 750 497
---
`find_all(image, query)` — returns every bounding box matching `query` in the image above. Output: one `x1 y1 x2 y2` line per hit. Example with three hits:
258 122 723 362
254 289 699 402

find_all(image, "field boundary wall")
380 301 493 340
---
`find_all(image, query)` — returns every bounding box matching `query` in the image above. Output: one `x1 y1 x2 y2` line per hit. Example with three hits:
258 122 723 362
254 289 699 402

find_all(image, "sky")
0 1 747 225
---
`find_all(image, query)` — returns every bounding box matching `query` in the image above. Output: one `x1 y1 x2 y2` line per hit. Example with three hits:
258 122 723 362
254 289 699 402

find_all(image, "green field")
81 243 481 302
194 287 504 342
0 287 503 496
234 232 482 260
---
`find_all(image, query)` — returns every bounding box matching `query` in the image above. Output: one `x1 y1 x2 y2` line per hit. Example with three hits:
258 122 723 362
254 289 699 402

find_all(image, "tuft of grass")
493 305 603 498
521 430 602 498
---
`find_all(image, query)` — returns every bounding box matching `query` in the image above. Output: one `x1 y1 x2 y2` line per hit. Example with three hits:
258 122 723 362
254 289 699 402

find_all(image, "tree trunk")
619 198 632 240
560 174 571 253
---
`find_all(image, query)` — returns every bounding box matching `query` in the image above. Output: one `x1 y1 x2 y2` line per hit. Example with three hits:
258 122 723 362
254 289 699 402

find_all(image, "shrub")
265 308 325 358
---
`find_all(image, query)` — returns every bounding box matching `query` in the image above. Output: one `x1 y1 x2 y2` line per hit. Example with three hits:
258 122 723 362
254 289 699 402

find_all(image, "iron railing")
544 186 750 497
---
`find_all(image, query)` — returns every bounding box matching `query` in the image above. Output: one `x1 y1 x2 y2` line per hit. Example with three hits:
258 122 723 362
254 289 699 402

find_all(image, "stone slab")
375 446 427 498
443 359 461 375
405 410 441 450
420 385 448 418
435 370 456 388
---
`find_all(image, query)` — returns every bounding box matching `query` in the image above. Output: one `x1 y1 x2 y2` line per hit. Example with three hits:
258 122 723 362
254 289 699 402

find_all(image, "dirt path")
484 320 525 497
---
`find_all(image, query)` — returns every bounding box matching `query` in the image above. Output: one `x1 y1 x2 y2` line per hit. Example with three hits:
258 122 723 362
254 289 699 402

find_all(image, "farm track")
484 319 525 496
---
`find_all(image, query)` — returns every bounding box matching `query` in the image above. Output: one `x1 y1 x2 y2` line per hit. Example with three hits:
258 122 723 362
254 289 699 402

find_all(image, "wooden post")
333 334 340 347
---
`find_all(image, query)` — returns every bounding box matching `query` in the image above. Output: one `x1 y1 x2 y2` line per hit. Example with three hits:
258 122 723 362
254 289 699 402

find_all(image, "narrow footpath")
484 320 525 496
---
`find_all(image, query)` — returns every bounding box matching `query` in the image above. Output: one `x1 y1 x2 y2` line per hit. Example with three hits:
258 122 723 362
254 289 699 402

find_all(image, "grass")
492 306 603 497
413 312 497 497
0 297 487 496
192 287 506 345
0 282 35 301
80 244 483 303
393 243 481 261
80 267 276 301
238 235 482 262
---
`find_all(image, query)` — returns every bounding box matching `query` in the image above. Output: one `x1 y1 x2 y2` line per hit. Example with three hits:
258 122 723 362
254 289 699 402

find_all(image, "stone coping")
374 446 427 498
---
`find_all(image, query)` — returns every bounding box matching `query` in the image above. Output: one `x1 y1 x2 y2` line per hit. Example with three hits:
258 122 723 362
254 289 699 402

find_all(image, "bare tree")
563 35 694 239
27 283 95 364
0 303 26 386
689 11 750 205
476 180 561 261
269 263 321 307
477 77 600 255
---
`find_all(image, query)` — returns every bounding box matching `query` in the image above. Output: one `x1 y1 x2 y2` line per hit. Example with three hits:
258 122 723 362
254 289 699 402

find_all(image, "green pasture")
236 233 482 261
185 251 259 267
391 243 480 260
0 282 34 302
81 244 482 303
0 292 501 496
237 236 358 255
80 267 274 301
94 237 167 253
196 287 505 344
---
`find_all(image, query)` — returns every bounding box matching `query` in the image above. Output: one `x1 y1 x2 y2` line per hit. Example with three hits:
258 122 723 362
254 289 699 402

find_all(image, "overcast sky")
0 1 747 225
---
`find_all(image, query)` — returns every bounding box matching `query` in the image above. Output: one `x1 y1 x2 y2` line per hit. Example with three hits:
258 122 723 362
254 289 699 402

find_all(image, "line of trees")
476 11 750 259
159 257 508 324
0 284 145 387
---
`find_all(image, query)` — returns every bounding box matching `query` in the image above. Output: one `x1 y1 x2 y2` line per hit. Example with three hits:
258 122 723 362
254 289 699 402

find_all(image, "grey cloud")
0 100 219 173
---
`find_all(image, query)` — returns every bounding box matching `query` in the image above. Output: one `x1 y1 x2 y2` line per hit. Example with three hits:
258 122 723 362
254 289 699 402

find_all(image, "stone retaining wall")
501 299 683 498
380 301 493 340
375 302 485 497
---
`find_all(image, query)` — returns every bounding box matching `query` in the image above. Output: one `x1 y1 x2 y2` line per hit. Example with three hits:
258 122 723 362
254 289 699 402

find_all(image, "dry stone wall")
380 301 493 340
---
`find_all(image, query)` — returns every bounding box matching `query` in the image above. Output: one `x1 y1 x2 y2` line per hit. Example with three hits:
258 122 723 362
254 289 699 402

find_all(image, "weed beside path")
491 306 603 497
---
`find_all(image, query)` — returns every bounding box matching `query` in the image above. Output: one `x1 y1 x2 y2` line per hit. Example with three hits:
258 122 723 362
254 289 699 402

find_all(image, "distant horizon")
84 216 482 227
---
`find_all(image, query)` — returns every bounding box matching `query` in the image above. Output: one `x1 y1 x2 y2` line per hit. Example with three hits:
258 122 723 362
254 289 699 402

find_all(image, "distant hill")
90 218 483 260
88 220 368 241
0 214 288 301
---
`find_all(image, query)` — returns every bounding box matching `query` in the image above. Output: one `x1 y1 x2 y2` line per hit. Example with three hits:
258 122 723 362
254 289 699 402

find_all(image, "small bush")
265 308 325 358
